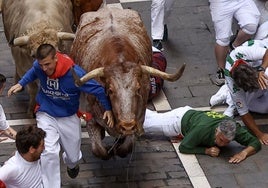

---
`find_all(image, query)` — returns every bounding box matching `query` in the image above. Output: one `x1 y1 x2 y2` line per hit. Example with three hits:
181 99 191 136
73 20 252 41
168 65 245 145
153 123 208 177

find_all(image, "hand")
205 146 220 157
1 127 17 140
8 84 23 96
258 133 268 145
0 130 8 142
258 71 268 90
103 110 114 128
229 151 247 164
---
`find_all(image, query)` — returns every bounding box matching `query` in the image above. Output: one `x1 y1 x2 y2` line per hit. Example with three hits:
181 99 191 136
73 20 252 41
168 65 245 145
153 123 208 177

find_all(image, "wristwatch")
257 66 265 72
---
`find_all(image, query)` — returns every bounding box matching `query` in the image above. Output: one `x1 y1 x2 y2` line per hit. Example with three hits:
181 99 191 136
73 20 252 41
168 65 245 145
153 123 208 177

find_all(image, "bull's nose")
118 120 136 135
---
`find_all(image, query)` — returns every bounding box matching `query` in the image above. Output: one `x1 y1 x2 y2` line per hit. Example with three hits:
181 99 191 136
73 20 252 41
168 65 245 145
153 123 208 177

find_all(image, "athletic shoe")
214 68 225 86
67 165 79 179
226 90 234 106
223 104 236 118
163 24 168 42
209 84 229 106
153 40 163 51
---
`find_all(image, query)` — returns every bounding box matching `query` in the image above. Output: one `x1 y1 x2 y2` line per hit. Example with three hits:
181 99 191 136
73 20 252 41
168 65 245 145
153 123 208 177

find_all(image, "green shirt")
179 110 261 154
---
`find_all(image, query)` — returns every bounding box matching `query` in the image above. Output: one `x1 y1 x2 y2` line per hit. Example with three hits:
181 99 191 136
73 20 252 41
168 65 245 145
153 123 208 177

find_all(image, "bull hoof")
115 136 135 158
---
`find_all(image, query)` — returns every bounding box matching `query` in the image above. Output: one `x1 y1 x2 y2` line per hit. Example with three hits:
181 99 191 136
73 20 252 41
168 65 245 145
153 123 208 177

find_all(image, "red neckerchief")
49 52 75 79
230 59 247 74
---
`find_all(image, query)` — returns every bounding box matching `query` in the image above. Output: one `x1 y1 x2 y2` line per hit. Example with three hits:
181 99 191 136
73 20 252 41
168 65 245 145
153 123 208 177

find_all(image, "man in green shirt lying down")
143 106 261 164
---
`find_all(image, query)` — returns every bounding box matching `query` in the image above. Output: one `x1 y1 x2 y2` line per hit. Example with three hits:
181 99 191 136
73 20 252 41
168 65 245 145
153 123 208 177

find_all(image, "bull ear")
141 63 186 82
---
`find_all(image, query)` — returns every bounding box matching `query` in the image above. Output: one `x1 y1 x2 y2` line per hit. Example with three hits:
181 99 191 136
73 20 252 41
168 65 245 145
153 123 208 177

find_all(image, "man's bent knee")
216 37 230 46
242 24 258 35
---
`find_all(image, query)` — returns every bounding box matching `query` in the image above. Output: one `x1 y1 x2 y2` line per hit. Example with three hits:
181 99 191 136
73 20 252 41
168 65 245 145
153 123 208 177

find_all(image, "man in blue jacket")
8 44 114 188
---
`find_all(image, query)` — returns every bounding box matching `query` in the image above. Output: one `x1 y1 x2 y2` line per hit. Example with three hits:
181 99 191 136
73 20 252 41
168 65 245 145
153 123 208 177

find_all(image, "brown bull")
71 7 185 159
1 0 75 116
71 0 103 30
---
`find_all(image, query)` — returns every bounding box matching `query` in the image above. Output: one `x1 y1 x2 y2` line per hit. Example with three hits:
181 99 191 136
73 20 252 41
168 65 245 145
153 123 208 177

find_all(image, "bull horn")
13 36 30 46
71 67 105 86
57 32 75 40
141 63 186 81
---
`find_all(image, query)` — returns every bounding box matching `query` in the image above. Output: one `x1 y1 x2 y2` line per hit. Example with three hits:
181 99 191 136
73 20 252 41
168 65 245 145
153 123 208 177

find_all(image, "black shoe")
163 24 168 42
67 165 79 179
215 69 225 86
153 40 163 51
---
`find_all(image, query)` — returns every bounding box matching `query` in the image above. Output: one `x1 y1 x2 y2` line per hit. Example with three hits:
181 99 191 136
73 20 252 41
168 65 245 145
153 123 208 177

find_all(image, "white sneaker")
226 90 234 106
223 104 236 118
209 84 229 106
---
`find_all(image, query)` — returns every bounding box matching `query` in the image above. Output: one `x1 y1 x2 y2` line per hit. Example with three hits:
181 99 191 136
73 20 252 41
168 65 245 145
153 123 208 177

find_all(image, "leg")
151 0 165 40
233 0 260 47
36 112 61 188
143 106 192 137
162 0 175 41
209 1 234 85
215 44 230 69
58 114 82 169
87 119 111 160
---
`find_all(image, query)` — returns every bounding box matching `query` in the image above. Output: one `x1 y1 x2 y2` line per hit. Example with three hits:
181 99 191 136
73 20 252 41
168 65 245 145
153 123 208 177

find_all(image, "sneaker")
67 165 79 179
226 90 234 106
209 84 229 106
163 24 168 42
223 104 236 118
153 40 163 51
214 68 225 86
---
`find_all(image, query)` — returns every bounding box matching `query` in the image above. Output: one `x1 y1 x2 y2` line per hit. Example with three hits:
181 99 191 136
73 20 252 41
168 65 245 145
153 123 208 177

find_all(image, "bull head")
72 63 186 135
73 64 186 86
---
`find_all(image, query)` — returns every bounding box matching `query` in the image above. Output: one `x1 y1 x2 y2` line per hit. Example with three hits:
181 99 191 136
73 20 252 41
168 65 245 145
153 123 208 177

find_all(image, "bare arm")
229 146 256 164
0 127 17 142
8 83 23 96
241 113 268 145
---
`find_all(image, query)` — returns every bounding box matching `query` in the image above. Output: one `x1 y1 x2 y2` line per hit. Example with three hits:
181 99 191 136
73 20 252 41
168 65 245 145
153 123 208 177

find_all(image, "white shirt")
225 39 268 115
0 151 43 188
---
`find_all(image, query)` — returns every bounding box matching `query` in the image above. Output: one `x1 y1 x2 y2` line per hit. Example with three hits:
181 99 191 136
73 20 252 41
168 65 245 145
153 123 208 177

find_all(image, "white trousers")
209 0 260 41
36 111 82 188
255 21 268 40
143 106 193 137
151 0 175 40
